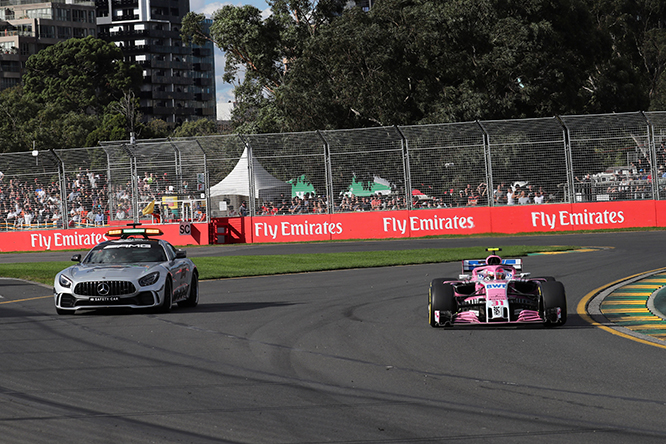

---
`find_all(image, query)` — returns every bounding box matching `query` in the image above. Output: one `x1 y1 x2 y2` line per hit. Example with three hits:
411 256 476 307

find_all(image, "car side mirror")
519 272 531 279
175 250 187 259
459 274 471 280
71 254 81 263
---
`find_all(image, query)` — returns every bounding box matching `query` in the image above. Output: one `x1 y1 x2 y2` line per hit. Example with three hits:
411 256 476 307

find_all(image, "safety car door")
164 242 188 297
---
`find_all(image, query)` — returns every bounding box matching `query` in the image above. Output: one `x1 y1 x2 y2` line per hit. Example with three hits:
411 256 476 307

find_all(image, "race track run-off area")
1 231 666 444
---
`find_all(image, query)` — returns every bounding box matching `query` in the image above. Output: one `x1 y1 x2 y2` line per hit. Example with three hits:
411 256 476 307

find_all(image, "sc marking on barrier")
179 221 192 236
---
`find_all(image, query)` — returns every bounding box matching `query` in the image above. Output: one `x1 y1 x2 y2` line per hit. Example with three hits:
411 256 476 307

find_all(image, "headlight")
139 271 160 287
58 274 72 288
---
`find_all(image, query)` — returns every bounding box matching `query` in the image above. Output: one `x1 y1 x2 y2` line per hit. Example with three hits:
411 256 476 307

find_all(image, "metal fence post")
642 111 660 200
555 116 574 203
49 149 69 229
121 143 139 223
476 121 493 206
194 138 210 222
316 130 334 214
238 134 255 216
394 125 412 210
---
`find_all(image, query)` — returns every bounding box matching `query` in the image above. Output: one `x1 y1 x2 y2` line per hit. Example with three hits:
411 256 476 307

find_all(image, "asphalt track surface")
1 231 666 443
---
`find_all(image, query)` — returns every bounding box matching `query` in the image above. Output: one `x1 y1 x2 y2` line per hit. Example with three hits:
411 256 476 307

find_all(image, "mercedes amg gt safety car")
428 248 567 327
53 225 199 315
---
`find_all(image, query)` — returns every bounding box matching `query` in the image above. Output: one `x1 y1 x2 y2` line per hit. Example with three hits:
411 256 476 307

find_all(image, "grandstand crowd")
1 159 660 231
0 168 203 230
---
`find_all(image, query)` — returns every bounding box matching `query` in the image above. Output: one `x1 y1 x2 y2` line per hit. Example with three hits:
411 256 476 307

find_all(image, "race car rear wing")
462 258 523 272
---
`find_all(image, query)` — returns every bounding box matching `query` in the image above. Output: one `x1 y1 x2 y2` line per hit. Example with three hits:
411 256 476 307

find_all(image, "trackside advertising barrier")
0 223 209 252
0 201 661 251
218 200 662 244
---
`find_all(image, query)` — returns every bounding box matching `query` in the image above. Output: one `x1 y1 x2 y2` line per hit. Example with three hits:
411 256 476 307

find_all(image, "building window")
73 9 85 22
54 8 71 21
0 41 16 54
39 25 55 38
57 26 71 38
27 8 53 19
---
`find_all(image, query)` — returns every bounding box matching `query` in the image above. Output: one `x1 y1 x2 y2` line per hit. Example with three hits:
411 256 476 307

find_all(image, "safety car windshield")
83 241 167 264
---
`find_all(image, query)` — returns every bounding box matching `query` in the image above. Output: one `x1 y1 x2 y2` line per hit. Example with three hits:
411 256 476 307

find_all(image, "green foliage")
196 0 665 134
23 36 142 115
0 38 143 152
85 113 128 146
0 86 39 152
172 119 219 138
0 86 100 151
141 119 171 139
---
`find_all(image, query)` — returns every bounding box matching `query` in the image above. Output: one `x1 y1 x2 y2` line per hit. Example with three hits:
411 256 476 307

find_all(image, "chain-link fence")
1 110 666 231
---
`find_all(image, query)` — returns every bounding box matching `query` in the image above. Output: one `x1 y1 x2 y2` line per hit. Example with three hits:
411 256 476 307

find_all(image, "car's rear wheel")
178 271 199 308
540 281 567 327
158 278 173 313
428 279 456 328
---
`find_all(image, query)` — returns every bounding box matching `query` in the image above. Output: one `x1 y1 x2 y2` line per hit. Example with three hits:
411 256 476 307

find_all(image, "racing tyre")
158 278 173 313
428 280 456 328
178 271 199 308
540 281 567 327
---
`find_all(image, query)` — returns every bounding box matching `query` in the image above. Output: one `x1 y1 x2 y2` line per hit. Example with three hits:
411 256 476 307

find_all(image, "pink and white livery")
428 248 567 327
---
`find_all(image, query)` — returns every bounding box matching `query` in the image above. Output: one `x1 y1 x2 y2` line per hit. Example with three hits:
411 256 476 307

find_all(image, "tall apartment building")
0 0 97 90
0 0 215 123
96 1 216 124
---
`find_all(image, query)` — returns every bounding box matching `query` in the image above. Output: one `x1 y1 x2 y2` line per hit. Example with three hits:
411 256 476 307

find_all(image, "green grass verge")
0 245 576 286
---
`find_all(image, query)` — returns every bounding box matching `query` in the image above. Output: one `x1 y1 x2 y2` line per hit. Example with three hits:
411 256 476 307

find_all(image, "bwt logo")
485 283 507 289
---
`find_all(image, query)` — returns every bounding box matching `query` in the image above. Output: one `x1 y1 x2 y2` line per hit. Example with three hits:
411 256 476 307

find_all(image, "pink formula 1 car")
428 248 567 328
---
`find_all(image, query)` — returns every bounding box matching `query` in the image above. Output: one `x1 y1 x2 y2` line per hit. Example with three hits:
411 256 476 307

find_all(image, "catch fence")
1 110 666 231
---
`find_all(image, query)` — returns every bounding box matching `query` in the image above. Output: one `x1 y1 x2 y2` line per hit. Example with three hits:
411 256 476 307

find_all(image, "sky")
188 0 270 119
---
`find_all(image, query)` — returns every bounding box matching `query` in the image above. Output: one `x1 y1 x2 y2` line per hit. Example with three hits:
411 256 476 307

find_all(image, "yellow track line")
577 267 666 350
0 295 52 304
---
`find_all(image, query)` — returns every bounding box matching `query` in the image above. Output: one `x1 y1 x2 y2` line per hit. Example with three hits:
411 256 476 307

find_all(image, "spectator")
518 191 530 205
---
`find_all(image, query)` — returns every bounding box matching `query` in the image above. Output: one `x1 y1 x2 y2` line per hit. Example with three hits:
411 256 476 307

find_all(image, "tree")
589 0 666 111
172 119 219 138
22 36 142 115
0 86 39 153
281 0 608 128
181 1 347 133
141 119 171 139
189 0 663 134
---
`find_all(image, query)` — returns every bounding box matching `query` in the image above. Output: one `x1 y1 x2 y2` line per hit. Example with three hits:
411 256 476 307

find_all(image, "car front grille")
74 281 136 296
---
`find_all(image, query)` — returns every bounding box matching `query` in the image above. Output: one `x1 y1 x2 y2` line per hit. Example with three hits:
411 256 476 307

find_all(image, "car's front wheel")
540 281 567 327
158 278 173 313
428 279 456 328
178 271 199 308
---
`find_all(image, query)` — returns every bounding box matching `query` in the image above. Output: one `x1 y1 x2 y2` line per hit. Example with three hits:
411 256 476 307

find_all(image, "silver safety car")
53 226 199 315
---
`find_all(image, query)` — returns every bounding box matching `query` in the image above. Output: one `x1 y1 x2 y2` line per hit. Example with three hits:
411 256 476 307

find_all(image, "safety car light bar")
106 227 164 238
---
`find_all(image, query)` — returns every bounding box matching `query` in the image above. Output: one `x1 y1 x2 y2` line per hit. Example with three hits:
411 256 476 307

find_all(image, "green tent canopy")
342 176 392 197
290 175 317 198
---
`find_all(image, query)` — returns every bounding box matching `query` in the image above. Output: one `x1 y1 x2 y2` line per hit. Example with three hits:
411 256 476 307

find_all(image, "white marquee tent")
209 147 291 200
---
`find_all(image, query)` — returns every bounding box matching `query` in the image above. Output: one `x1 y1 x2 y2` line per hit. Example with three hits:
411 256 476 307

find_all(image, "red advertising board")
1 200 664 252
489 200 657 233
0 222 209 253
244 200 663 243
249 207 492 243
